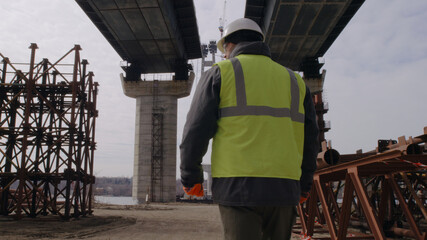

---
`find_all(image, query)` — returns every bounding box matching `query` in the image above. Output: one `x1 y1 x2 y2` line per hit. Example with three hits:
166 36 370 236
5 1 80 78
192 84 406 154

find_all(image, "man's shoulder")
204 64 221 74
213 59 231 67
200 64 221 83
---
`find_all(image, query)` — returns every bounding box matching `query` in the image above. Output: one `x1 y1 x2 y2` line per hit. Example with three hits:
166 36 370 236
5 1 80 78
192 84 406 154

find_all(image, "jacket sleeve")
300 86 319 193
180 66 221 188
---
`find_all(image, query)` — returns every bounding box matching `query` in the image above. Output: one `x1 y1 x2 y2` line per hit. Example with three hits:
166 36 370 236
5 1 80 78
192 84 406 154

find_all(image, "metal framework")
0 44 98 219
151 80 163 202
295 127 427 239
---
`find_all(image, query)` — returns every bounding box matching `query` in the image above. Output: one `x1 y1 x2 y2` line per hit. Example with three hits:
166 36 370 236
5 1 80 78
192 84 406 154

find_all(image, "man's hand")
299 192 309 204
183 183 204 197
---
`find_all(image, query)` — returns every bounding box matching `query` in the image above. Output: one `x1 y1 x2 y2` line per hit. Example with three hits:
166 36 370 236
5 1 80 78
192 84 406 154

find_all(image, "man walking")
180 18 319 240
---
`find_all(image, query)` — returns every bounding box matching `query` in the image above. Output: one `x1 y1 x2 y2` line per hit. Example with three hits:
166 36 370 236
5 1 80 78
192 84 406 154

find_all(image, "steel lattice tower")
0 44 98 219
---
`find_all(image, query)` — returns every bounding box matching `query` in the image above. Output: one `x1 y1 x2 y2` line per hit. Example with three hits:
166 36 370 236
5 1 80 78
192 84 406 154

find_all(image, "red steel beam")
325 182 340 223
378 176 392 225
348 167 386 239
401 173 427 220
388 174 423 239
314 175 337 240
337 173 354 239
297 204 307 234
316 150 403 175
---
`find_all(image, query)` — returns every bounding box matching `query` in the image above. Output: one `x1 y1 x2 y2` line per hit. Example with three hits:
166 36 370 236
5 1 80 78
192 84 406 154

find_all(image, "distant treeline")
95 177 186 197
5 177 185 197
94 177 132 196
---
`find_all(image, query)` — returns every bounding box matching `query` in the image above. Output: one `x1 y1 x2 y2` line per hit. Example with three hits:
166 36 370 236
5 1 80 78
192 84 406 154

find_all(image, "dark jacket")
180 41 319 206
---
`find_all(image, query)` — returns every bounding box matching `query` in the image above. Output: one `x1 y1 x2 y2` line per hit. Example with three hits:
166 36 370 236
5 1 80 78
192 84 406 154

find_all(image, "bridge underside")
76 0 201 80
245 0 365 78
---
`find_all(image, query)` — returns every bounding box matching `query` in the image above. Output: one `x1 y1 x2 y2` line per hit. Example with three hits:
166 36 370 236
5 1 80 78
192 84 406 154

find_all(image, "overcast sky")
0 1 426 178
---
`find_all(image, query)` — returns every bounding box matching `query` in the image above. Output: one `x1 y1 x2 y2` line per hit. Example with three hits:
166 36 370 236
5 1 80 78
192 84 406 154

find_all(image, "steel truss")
0 44 98 219
296 127 427 239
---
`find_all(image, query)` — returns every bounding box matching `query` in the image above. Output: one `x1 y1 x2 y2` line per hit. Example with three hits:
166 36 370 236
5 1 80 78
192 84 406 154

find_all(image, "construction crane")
218 0 227 37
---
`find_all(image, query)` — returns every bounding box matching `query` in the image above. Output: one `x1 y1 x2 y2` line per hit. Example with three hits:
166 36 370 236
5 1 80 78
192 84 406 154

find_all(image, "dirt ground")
0 202 305 240
0 203 221 240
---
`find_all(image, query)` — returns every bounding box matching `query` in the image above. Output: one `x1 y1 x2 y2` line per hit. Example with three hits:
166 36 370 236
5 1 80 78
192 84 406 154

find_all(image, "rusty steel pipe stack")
0 44 98 219
295 127 427 240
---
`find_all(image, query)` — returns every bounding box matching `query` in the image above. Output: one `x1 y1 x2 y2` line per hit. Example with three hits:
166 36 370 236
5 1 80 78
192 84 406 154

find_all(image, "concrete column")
121 72 194 203
303 69 328 146
304 69 326 94
202 164 212 197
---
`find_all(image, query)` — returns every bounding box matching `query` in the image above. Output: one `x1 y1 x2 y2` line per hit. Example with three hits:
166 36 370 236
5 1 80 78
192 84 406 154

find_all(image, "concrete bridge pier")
121 72 194 203
202 164 212 197
304 69 330 145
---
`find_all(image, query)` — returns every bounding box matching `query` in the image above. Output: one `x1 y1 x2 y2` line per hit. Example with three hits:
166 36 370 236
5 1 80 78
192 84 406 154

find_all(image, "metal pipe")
317 149 340 169
391 227 418 238
1 57 8 83
384 143 424 155
383 129 426 154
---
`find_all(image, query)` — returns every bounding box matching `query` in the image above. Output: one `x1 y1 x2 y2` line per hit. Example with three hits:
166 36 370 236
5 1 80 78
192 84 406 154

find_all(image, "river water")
94 195 137 205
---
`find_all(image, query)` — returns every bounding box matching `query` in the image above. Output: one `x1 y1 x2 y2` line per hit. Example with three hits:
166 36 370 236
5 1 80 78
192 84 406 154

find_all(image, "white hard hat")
217 18 265 53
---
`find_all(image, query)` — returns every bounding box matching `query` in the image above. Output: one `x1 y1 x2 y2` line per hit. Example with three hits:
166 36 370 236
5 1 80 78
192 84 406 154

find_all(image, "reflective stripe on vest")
219 58 304 123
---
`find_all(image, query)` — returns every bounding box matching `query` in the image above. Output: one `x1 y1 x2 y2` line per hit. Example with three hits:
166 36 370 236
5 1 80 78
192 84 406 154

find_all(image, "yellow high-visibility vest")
211 54 306 180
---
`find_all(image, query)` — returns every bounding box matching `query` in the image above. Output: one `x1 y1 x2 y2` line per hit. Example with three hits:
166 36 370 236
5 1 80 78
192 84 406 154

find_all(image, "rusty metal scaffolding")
0 44 98 219
295 127 427 239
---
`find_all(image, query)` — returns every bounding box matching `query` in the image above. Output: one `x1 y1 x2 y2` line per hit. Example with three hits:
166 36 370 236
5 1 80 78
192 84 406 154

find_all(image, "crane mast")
219 0 227 37
201 0 226 73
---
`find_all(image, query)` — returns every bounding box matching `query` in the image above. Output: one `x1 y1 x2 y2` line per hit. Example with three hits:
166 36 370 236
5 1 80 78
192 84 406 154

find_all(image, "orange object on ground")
183 183 204 197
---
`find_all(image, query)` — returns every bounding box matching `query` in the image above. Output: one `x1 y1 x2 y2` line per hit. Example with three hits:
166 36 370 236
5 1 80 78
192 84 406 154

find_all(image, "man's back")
180 18 319 240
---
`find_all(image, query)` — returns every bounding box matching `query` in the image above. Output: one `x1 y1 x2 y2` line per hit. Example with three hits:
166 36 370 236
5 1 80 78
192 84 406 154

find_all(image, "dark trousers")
218 205 296 240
